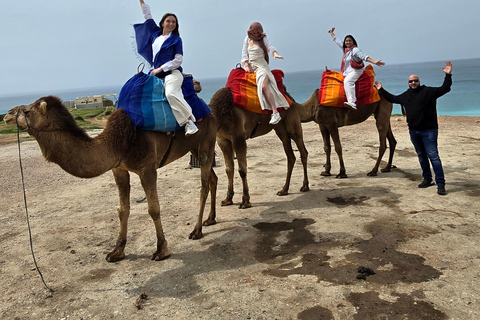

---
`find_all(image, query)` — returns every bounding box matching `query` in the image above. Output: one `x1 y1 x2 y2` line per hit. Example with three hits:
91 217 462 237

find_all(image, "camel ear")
39 101 47 115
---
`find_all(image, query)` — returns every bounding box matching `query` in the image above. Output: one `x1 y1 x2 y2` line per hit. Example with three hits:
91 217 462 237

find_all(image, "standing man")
374 61 452 195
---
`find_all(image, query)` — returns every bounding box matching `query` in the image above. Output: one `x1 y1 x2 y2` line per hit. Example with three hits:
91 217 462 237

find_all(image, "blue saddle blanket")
117 72 211 132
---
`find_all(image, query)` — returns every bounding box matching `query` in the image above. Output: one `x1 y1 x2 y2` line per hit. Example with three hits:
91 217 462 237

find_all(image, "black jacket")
378 74 452 131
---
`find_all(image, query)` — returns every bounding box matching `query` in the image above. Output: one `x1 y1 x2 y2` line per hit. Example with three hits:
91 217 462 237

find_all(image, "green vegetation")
0 106 115 134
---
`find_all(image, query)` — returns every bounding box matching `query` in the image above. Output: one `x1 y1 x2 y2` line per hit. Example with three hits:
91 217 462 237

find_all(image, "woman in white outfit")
241 22 290 125
137 0 198 135
328 27 385 110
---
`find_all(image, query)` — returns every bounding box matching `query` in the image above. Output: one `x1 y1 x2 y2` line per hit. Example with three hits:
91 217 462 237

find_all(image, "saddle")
225 67 292 114
117 73 211 132
319 65 380 107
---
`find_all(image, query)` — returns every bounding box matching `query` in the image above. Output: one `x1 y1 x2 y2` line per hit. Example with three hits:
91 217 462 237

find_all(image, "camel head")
4 96 84 135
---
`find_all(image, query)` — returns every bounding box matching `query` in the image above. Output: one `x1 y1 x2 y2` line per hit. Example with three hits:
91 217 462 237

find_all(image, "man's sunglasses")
409 79 419 83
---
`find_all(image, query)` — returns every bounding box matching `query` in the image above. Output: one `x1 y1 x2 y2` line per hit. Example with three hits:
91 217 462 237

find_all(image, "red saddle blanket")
225 68 292 114
318 65 380 107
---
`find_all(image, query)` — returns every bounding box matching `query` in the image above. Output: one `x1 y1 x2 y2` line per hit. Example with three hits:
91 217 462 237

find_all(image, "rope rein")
15 114 54 292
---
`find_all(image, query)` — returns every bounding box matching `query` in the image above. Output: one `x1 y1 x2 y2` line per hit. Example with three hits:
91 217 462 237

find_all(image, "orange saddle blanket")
225 68 292 114
318 65 380 107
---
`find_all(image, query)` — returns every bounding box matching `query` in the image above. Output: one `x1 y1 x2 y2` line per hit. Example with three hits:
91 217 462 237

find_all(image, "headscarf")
247 22 269 63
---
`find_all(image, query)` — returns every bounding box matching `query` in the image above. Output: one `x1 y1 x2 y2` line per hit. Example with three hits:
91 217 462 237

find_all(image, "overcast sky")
1 0 478 96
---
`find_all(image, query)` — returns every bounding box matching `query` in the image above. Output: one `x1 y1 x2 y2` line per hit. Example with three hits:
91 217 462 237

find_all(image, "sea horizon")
1 58 479 117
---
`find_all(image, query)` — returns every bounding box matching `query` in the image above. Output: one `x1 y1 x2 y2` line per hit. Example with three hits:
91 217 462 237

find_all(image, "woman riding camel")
328 27 385 110
136 0 198 135
241 22 290 125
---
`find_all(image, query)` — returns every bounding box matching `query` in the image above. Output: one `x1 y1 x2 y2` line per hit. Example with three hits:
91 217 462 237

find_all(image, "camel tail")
209 88 236 123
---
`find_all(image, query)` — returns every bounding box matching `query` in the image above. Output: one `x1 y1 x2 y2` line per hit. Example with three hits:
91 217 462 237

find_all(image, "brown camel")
4 95 218 262
291 89 396 178
209 87 309 209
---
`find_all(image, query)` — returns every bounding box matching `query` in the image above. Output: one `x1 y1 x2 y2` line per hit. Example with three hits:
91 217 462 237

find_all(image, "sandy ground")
1 116 479 320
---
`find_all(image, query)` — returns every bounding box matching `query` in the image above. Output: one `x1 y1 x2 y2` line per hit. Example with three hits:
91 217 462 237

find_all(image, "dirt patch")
1 116 479 319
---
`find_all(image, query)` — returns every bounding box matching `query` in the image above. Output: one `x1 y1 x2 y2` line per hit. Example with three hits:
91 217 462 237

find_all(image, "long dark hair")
343 34 358 50
159 13 180 36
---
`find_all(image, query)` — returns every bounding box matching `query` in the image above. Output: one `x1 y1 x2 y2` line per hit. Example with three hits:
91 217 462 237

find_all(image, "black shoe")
437 185 447 195
418 180 434 188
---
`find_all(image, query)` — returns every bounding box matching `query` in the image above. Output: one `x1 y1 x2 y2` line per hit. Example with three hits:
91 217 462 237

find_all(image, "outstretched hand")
328 27 335 38
273 52 283 60
442 61 452 74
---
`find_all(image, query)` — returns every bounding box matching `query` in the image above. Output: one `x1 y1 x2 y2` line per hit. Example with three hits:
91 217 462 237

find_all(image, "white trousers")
343 68 364 104
164 69 195 126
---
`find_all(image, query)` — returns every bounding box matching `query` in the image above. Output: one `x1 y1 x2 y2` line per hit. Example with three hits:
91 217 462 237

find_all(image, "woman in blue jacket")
135 0 198 135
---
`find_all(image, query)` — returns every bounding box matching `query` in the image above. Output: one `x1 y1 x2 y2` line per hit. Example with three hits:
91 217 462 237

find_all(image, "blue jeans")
409 129 445 186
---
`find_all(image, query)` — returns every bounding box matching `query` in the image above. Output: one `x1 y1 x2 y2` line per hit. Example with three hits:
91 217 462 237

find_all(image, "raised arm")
139 0 152 20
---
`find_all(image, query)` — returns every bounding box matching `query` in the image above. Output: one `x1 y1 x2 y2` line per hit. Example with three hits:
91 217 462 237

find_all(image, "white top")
241 35 277 68
333 36 369 76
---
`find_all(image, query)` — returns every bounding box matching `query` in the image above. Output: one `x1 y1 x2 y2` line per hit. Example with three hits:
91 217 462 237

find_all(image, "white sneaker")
269 112 281 125
185 120 198 136
344 101 357 110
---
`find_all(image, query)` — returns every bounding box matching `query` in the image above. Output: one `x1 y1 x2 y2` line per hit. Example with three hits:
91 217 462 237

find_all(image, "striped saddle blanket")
117 72 211 132
318 65 380 107
225 68 292 114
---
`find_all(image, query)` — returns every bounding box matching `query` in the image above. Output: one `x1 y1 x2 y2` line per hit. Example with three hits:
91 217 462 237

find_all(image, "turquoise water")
1 58 479 116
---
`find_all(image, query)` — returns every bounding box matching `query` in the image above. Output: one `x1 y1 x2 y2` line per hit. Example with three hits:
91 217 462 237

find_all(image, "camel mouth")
3 106 25 127
3 109 18 125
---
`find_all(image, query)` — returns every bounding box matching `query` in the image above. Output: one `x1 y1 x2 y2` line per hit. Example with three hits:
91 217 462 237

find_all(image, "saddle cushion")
319 65 380 107
225 68 292 114
117 72 211 132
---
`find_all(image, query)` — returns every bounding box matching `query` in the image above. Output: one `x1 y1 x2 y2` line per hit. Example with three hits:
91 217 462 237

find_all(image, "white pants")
343 68 364 104
164 69 195 126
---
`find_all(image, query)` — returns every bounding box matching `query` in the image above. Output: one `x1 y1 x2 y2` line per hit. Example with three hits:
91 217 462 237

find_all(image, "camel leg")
233 138 251 209
203 168 218 226
107 168 131 262
188 150 217 239
381 125 397 172
139 168 171 261
319 125 332 176
217 137 235 206
329 127 348 178
274 125 296 196
367 121 388 176
290 122 310 192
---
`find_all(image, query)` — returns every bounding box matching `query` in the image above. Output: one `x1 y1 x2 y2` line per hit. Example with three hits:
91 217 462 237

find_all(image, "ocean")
1 58 479 117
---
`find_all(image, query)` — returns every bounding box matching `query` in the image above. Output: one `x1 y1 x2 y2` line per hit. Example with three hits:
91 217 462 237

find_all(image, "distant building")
75 95 115 108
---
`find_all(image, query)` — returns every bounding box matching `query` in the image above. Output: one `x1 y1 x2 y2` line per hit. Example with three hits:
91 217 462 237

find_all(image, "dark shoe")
437 185 447 196
418 179 434 188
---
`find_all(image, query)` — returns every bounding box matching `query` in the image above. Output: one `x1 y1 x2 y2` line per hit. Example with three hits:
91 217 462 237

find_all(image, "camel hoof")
189 231 204 240
380 167 391 173
300 186 310 192
367 171 378 176
105 251 125 263
239 203 252 209
221 198 233 206
152 251 171 261
203 219 217 226
276 190 289 196
321 171 332 177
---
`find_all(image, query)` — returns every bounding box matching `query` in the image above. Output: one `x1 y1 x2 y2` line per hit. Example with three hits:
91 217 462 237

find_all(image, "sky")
1 0 479 96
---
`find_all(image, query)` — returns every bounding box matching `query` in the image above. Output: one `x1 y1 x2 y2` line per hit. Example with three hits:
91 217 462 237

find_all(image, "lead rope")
16 126 54 293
